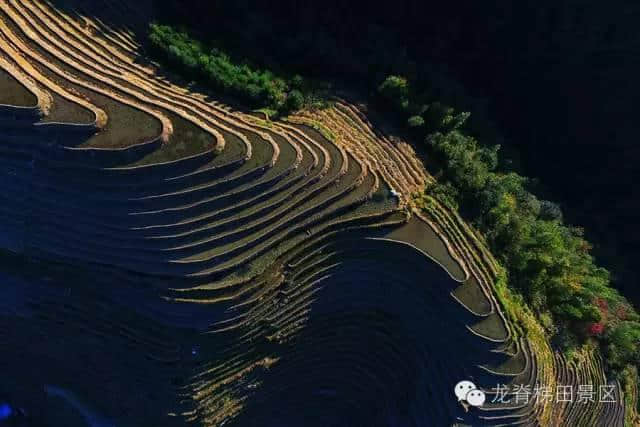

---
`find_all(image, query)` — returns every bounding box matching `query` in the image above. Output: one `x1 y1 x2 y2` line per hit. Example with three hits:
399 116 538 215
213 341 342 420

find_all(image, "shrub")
283 89 304 113
588 322 605 336
420 102 470 131
377 75 409 110
605 322 640 370
407 115 425 128
424 181 459 209
148 23 317 115
539 200 563 221
290 74 304 89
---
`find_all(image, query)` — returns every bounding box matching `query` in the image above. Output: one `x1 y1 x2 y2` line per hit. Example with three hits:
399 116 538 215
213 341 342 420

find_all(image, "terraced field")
0 1 629 426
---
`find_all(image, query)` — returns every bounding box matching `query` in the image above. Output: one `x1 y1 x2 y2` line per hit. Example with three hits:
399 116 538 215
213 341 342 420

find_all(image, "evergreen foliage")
382 76 640 372
148 24 320 115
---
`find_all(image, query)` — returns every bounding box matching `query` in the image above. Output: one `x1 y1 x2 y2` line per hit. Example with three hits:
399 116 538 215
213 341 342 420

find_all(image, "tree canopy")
383 76 640 373
147 24 323 115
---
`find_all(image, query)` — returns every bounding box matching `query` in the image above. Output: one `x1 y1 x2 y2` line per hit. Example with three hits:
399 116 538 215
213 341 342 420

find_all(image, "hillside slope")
0 1 633 426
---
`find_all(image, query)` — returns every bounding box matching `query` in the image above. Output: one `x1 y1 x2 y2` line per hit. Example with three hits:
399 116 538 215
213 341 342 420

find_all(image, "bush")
588 322 605 336
283 89 304 113
539 200 563 221
605 322 640 370
290 74 304 89
148 23 315 115
377 75 409 110
425 181 459 209
407 115 425 128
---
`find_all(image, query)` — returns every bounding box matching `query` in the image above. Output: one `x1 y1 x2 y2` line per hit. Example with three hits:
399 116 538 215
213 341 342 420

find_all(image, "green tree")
539 200 563 221
147 23 311 114
407 115 425 128
605 322 640 370
377 75 409 110
284 89 304 113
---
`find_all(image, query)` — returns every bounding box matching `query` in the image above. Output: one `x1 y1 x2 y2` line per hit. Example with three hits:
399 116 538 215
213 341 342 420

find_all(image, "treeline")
377 76 640 372
147 24 324 116
154 0 640 311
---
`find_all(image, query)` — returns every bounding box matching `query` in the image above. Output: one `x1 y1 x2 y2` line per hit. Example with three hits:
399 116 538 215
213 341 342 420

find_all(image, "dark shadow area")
229 238 511 427
47 0 154 34
148 0 640 306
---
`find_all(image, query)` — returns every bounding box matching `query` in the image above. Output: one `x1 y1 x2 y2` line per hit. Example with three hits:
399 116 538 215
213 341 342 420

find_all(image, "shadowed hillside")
151 0 640 308
0 1 636 426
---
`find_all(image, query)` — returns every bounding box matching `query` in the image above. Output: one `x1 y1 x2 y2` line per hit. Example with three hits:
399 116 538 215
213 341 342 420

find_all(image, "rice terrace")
0 1 638 426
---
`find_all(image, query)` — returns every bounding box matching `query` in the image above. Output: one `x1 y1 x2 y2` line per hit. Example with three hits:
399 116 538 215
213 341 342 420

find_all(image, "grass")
254 108 278 120
285 117 336 143
622 365 639 426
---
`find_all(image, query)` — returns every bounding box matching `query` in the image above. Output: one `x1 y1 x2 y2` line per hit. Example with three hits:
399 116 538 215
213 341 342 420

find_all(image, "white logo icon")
466 389 486 407
455 381 476 401
454 380 486 407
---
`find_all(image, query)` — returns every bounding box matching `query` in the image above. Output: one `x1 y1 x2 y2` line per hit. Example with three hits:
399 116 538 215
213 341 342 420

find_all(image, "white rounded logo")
466 389 486 407
454 381 477 401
